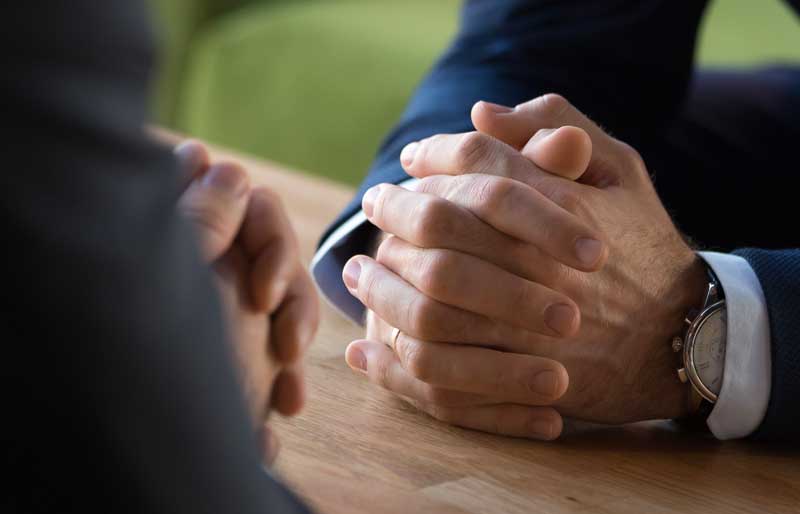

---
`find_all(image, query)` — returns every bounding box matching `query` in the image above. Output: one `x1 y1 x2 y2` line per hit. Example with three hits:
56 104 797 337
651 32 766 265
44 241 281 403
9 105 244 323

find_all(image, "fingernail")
532 370 558 397
203 164 248 197
575 238 604 267
400 142 419 167
362 185 381 218
544 303 577 336
481 101 514 113
347 348 367 373
532 420 555 440
342 259 362 292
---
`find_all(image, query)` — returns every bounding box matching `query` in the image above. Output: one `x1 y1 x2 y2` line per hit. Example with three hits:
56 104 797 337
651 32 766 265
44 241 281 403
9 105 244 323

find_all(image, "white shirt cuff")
698 252 771 440
310 178 421 325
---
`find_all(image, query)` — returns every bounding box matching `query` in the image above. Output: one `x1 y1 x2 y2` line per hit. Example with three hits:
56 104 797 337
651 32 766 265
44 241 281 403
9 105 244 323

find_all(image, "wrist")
650 250 709 419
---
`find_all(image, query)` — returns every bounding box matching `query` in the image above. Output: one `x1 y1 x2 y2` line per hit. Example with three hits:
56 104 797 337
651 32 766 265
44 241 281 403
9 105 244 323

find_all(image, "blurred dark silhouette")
2 2 309 512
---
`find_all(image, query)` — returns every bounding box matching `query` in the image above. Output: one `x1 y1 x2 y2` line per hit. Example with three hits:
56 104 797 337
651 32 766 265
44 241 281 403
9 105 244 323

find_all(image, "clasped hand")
176 141 319 463
343 95 707 439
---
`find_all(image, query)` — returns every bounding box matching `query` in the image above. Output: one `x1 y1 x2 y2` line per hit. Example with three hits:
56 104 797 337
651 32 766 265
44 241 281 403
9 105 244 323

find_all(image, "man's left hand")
176 141 319 463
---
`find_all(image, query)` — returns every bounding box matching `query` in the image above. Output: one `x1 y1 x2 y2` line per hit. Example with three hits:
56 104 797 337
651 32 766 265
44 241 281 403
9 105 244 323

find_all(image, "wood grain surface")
197 138 799 514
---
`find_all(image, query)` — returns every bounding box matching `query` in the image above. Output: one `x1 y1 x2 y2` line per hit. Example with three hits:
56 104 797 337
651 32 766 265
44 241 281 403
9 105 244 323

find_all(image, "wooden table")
207 143 799 514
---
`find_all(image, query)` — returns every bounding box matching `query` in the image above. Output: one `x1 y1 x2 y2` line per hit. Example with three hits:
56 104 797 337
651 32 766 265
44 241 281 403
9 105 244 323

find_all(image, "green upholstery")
149 0 274 122
697 1 800 65
174 0 459 185
149 0 209 122
152 0 800 185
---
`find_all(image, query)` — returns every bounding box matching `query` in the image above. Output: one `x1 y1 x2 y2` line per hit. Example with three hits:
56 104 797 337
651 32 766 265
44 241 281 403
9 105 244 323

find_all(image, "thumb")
472 102 592 181
472 96 629 188
471 101 536 150
520 126 592 181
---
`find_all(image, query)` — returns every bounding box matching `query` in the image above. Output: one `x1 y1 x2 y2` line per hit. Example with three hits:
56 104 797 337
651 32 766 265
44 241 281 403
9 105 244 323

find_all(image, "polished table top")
203 140 798 514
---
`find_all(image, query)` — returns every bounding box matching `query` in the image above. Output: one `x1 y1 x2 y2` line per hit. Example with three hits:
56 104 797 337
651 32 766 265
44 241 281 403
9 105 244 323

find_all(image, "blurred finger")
178 161 250 261
240 188 300 312
271 271 319 363
174 140 210 189
270 364 306 417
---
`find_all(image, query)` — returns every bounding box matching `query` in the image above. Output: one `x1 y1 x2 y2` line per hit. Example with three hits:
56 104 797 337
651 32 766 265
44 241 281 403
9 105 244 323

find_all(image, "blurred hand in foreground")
176 140 319 464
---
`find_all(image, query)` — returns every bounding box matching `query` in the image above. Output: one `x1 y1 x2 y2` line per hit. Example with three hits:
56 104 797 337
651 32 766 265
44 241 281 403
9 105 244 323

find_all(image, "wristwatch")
671 266 727 418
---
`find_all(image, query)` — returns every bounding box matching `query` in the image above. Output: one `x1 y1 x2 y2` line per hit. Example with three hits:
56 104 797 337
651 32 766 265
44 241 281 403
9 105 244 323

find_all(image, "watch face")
691 307 727 396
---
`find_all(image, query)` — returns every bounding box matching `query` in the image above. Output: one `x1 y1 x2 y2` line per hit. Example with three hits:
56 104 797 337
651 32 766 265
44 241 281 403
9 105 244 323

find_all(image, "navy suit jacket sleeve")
734 249 800 442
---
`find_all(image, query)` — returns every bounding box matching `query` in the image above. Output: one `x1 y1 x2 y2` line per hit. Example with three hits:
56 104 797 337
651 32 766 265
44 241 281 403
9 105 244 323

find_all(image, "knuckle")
551 187 584 214
410 198 453 247
474 176 514 213
510 281 533 314
416 250 456 299
530 175 561 200
251 185 280 205
407 295 442 340
535 93 572 120
249 186 287 220
491 366 512 396
181 202 229 240
616 141 648 179
214 160 248 181
397 338 430 382
369 186 388 222
414 176 439 195
454 132 492 170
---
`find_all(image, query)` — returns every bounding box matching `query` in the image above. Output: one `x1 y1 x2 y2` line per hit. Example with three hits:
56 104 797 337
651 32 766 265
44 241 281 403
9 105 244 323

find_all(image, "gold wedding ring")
388 326 402 350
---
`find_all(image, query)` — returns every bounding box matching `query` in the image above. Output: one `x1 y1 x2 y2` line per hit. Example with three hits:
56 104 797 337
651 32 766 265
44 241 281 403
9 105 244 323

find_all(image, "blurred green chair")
151 0 799 186
150 0 269 123
156 0 459 185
